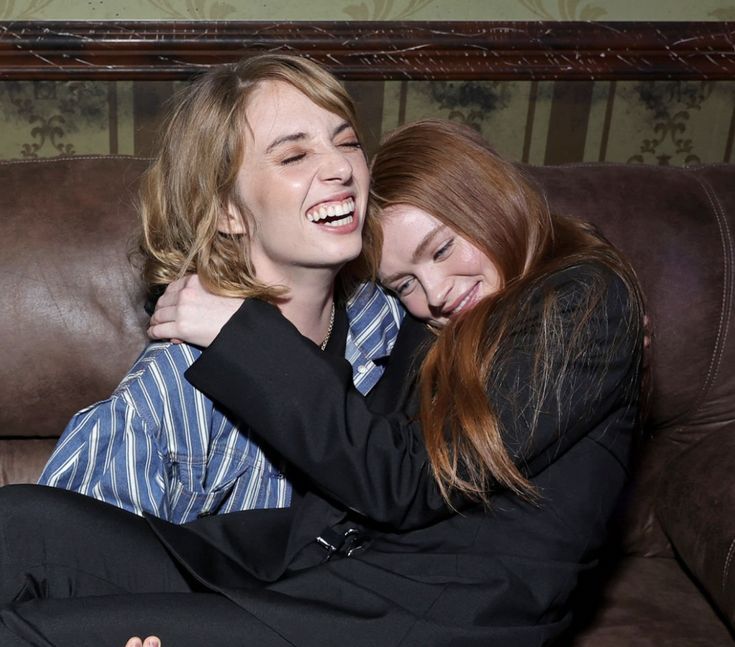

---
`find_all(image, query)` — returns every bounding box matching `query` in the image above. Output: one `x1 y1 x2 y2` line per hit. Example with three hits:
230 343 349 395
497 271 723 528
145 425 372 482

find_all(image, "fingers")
148 303 186 340
146 272 242 347
147 321 180 341
149 304 178 328
155 274 203 309
125 639 142 647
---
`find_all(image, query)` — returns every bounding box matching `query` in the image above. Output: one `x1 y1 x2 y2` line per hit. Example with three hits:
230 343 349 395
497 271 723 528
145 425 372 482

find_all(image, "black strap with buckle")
315 527 371 561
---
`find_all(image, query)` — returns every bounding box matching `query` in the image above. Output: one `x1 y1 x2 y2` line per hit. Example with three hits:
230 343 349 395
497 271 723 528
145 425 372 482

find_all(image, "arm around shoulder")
185 299 451 530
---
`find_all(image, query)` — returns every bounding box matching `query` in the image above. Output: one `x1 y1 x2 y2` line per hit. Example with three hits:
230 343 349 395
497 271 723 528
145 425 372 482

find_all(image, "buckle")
315 534 339 557
315 527 369 561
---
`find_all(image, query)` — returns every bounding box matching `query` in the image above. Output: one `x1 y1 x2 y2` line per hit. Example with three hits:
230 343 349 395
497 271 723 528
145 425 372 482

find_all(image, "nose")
423 274 451 313
319 146 353 183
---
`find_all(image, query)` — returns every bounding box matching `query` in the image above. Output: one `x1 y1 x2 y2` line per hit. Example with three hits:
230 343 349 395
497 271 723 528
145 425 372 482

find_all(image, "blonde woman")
37 54 401 523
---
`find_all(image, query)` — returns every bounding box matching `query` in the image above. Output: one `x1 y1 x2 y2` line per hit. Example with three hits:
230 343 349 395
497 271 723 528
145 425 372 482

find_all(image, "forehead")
378 205 443 274
243 80 347 146
382 204 440 233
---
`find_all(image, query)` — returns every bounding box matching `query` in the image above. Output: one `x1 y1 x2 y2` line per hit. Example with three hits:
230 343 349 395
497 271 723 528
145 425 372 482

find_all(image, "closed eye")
395 276 416 297
281 152 306 165
339 140 362 150
433 238 453 261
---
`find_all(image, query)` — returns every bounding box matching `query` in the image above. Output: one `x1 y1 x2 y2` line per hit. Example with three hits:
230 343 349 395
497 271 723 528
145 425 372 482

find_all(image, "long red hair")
367 119 644 505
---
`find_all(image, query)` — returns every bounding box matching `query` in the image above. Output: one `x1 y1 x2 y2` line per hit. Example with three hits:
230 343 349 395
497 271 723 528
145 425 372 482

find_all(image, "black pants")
0 485 290 647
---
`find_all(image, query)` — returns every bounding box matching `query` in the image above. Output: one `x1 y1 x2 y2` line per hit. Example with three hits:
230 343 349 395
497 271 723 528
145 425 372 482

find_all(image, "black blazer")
146 263 642 647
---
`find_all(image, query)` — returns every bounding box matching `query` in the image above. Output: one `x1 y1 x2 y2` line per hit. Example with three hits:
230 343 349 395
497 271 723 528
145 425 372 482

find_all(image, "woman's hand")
147 274 243 348
125 637 160 647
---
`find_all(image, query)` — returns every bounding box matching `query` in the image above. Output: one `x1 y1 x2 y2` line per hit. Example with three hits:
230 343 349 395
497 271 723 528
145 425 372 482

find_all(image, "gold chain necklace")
320 303 336 351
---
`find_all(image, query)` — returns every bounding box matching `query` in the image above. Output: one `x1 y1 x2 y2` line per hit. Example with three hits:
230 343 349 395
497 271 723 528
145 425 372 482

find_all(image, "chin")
333 243 363 264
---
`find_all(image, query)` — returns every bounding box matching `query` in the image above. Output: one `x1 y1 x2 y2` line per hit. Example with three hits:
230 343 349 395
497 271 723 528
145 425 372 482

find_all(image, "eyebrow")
265 121 353 155
381 224 446 286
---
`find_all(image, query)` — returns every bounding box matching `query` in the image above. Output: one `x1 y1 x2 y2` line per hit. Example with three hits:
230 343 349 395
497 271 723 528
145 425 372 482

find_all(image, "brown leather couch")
1 155 733 645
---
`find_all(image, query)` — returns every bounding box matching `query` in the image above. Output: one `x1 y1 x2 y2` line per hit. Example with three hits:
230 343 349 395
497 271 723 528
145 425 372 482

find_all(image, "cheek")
399 292 429 319
353 157 370 188
458 244 497 279
250 177 309 225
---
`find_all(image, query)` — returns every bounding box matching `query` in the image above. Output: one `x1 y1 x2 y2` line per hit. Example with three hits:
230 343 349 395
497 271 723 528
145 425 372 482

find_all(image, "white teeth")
450 291 472 316
324 215 353 228
306 197 355 223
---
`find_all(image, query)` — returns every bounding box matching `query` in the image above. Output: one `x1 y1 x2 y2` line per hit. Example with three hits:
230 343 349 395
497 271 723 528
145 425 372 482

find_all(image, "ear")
218 201 247 235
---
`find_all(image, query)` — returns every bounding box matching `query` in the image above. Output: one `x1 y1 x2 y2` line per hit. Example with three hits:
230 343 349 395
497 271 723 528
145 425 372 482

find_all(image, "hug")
0 52 732 646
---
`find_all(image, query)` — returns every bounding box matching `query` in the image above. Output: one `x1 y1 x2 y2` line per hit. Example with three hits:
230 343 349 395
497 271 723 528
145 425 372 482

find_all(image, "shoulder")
537 262 625 297
527 262 633 321
116 342 203 398
124 342 201 380
499 262 640 356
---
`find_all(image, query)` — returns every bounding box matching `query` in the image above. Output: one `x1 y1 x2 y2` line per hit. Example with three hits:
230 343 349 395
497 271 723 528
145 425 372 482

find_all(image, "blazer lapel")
366 314 433 414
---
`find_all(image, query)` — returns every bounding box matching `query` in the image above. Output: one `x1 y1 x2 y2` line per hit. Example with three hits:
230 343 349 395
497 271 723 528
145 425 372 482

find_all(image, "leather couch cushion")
657 426 735 628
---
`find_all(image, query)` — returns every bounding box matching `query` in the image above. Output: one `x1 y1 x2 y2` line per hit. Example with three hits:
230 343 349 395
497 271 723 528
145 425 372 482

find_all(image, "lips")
446 282 481 319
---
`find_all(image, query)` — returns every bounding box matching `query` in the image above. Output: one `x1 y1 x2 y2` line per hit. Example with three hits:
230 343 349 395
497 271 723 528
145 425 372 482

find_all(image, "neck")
274 268 338 346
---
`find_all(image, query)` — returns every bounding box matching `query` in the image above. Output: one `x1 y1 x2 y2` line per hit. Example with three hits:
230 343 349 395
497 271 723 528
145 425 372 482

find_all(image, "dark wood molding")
1 21 734 81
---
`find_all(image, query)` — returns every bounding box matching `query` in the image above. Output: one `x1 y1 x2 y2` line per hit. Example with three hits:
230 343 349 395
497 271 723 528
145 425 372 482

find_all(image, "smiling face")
378 204 502 328
230 80 369 287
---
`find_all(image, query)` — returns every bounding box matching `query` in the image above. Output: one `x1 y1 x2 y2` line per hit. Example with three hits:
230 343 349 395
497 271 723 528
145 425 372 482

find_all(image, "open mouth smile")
306 197 356 228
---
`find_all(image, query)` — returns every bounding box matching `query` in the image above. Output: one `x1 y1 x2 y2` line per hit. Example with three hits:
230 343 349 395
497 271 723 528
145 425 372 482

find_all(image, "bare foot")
125 637 160 647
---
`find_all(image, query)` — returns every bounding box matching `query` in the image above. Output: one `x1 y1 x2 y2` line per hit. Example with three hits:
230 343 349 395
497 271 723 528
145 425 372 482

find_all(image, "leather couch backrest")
0 156 150 443
2 157 734 557
527 163 735 555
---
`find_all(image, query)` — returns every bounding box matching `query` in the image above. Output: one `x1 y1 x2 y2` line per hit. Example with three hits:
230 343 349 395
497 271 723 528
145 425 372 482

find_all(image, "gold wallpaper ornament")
608 82 735 165
0 0 53 20
517 0 607 21
710 6 735 19
0 81 111 158
145 0 237 20
344 0 438 20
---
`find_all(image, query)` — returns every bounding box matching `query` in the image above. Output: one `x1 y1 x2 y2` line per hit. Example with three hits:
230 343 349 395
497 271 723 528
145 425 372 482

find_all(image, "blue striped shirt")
39 282 404 523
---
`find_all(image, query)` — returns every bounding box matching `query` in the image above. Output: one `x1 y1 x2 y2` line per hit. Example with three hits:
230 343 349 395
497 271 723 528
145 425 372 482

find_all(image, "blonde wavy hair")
139 54 361 302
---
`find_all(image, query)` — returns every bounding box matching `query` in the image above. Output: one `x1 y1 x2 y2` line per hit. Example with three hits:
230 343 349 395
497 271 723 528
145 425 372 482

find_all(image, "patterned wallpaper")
1 1 734 163
2 77 733 166
1 0 735 20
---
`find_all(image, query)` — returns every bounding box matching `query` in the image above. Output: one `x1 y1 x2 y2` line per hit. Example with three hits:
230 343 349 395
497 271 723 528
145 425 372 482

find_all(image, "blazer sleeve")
186 265 641 529
185 302 451 530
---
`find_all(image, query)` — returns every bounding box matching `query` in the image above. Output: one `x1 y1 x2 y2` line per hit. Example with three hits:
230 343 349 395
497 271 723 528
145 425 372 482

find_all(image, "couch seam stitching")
723 536 735 593
687 172 733 419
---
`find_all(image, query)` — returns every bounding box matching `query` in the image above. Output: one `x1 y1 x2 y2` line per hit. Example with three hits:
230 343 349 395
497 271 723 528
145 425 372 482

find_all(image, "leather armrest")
656 426 735 630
